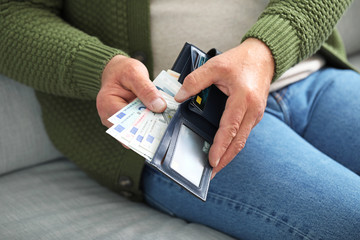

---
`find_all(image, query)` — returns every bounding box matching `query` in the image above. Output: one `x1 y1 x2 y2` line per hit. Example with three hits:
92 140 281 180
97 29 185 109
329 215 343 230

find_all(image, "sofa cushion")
0 158 233 240
0 74 62 175
349 54 360 70
337 0 360 55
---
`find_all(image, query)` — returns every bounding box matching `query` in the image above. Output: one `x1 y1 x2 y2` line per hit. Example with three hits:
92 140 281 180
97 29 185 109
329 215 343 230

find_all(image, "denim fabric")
141 68 360 240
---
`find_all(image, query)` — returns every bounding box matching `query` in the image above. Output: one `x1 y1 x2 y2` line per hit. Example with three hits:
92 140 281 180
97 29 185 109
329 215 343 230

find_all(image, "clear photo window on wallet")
170 124 208 187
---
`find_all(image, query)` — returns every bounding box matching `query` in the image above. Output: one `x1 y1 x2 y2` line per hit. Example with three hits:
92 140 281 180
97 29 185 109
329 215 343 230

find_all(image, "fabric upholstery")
349 54 360 69
337 0 360 55
0 159 233 240
0 74 62 176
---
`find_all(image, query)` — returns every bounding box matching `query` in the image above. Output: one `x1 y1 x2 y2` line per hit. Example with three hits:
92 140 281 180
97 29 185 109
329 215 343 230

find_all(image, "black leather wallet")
147 43 227 201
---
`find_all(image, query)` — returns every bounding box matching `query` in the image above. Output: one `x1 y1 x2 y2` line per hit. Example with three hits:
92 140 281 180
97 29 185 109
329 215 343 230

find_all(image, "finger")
120 142 130 149
208 94 246 168
96 89 135 128
212 111 256 175
104 96 131 128
174 63 218 102
254 110 264 127
129 77 167 113
210 171 217 180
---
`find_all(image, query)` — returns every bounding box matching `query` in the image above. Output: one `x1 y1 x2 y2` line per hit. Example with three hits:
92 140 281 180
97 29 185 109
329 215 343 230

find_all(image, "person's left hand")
96 55 167 149
174 38 274 178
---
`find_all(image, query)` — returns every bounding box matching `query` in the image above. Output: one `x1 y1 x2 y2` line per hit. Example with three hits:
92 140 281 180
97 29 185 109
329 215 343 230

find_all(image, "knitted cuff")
71 42 128 99
243 14 301 81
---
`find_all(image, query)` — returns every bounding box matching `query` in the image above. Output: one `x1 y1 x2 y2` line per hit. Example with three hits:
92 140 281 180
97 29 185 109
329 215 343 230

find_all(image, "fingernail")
211 171 217 180
214 158 220 168
150 98 166 112
174 88 188 102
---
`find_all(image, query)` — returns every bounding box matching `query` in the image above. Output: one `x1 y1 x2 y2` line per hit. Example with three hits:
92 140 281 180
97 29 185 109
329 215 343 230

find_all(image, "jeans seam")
272 90 292 127
302 80 334 138
208 191 316 240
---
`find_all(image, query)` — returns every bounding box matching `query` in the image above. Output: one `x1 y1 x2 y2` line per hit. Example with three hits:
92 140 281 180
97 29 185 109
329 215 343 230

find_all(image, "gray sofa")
0 79 234 240
1 3 359 239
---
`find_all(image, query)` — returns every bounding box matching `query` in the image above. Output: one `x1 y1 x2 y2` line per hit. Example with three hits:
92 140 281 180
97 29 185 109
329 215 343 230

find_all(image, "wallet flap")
171 43 192 84
149 100 212 201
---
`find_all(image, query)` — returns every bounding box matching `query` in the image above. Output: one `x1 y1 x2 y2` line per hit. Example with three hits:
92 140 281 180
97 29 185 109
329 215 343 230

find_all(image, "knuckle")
211 57 231 75
184 73 198 88
228 124 239 138
137 83 156 100
245 93 266 117
255 113 264 125
253 105 265 119
233 138 246 152
220 116 242 138
245 89 259 105
123 62 139 78
221 123 239 140
257 107 265 119
123 59 147 80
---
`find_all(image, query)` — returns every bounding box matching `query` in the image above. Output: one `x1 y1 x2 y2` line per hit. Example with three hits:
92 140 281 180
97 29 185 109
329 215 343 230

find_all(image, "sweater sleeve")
243 0 353 81
0 0 126 100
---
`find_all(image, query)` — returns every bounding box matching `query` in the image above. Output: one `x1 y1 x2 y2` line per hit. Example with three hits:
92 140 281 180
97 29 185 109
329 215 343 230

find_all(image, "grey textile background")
0 74 62 176
349 54 360 69
0 159 234 240
337 0 360 56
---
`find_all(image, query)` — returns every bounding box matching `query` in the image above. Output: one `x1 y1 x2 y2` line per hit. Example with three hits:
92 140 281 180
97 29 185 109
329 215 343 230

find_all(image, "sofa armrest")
0 74 62 175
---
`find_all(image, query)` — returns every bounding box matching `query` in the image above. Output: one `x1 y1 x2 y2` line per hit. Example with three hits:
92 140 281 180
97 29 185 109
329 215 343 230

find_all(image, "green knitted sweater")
0 0 355 201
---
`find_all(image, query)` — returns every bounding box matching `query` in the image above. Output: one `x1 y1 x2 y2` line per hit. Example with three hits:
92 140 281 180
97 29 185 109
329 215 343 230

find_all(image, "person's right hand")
174 38 274 179
96 55 167 131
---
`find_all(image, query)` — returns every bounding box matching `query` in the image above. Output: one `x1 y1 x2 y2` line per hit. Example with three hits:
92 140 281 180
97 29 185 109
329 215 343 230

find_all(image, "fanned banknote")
106 70 181 161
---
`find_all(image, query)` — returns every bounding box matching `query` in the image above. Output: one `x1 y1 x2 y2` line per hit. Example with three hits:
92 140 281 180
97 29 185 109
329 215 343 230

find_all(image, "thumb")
130 77 167 113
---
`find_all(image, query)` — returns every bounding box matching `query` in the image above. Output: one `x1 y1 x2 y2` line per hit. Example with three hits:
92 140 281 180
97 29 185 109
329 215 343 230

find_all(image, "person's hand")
96 55 167 132
174 38 274 178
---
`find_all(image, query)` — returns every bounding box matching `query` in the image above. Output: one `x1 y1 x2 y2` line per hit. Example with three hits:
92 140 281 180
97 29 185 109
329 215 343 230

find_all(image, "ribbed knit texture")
0 0 354 200
243 0 354 80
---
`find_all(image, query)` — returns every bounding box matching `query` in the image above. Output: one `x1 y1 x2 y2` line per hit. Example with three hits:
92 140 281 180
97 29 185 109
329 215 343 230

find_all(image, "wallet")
147 43 227 201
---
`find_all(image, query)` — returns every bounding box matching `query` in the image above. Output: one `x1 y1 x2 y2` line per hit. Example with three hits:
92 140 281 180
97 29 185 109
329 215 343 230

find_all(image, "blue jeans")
141 68 360 240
